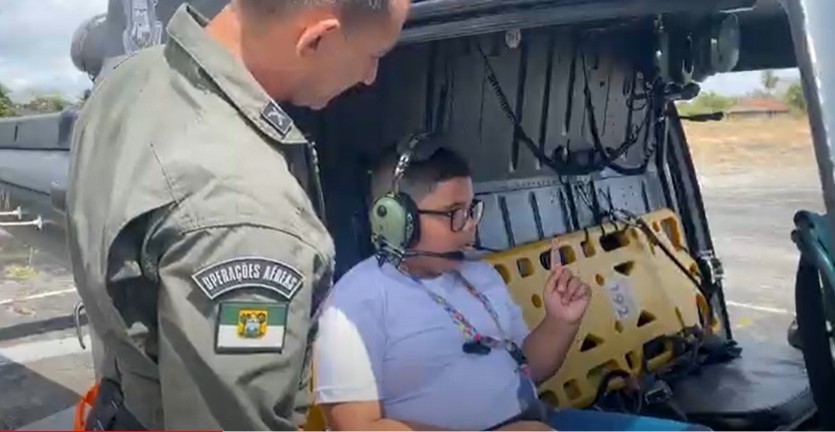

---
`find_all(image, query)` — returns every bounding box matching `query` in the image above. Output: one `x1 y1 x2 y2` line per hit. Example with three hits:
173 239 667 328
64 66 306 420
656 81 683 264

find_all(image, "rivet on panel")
505 29 522 49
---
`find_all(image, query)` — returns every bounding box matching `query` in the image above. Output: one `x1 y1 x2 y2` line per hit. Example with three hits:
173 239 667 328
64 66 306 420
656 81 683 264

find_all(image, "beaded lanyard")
420 271 531 378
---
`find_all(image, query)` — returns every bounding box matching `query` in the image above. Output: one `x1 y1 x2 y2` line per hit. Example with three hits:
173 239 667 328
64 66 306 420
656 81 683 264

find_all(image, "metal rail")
780 0 835 260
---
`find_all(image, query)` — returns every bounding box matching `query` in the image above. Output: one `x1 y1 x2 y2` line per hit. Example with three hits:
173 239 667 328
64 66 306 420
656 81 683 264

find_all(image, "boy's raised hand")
543 245 591 325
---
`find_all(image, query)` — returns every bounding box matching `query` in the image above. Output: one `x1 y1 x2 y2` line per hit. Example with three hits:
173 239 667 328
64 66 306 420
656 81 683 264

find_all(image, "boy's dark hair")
370 135 471 204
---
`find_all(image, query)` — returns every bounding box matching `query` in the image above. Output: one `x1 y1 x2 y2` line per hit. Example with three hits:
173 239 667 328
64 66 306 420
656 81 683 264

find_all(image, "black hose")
477 41 657 177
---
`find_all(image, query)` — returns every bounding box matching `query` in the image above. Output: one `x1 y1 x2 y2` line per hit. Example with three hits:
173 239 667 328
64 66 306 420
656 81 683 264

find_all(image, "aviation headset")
368 131 445 266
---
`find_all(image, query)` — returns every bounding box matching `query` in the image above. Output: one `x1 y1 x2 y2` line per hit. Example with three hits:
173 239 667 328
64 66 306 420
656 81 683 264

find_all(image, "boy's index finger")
550 238 564 270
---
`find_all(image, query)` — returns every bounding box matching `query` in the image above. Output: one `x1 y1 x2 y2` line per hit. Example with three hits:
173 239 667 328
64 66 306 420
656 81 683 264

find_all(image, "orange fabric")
74 382 100 431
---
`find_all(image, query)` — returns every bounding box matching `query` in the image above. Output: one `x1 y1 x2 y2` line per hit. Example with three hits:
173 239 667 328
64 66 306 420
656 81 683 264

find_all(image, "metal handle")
74 302 87 350
0 206 22 219
0 215 43 230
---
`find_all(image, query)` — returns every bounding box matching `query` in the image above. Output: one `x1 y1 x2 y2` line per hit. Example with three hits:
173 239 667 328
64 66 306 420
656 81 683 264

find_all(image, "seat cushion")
671 337 815 430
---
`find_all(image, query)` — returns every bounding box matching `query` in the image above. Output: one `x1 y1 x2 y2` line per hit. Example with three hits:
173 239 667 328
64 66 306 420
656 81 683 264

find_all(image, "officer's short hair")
369 140 471 205
238 0 390 27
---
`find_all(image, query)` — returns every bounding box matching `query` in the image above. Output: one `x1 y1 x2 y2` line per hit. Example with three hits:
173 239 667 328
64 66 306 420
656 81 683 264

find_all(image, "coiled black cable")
477 41 658 177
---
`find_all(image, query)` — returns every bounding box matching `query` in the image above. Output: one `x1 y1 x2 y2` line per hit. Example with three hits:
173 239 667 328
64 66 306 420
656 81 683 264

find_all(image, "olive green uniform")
66 4 334 430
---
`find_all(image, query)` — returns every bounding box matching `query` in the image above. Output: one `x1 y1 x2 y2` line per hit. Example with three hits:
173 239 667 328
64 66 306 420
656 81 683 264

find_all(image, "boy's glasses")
418 199 484 232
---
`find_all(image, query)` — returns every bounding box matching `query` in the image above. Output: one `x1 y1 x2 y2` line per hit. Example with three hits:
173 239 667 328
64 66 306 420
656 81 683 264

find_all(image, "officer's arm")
153 223 330 430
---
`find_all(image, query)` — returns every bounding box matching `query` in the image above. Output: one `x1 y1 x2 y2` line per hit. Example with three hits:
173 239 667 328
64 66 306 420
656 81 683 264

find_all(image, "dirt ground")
683 115 816 174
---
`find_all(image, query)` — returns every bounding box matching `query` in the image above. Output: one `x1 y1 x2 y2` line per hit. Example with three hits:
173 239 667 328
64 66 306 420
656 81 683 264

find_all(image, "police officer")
65 0 409 430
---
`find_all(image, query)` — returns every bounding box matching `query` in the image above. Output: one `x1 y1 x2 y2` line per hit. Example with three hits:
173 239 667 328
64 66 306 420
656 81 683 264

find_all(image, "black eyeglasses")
418 199 484 232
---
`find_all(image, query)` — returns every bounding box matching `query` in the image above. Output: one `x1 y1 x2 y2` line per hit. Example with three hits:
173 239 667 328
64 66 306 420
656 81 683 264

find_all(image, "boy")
313 134 708 431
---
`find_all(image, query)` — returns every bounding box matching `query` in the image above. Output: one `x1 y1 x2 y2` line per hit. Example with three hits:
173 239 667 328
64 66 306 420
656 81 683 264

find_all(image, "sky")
0 0 109 102
0 0 802 103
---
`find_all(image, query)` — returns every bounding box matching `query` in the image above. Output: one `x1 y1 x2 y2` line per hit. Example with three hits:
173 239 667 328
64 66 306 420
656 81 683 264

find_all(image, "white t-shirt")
313 256 535 430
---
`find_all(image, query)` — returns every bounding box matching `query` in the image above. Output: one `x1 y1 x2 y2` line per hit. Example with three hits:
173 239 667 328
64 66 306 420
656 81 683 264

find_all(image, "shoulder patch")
261 100 292 137
215 300 288 353
192 257 304 301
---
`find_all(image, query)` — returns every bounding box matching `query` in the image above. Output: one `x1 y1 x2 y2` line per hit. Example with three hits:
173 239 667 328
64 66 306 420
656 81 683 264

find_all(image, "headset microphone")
403 250 467 260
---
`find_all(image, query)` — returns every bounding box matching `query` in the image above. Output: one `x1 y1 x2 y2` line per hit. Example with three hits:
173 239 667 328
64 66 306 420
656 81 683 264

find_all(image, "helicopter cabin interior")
282 0 820 430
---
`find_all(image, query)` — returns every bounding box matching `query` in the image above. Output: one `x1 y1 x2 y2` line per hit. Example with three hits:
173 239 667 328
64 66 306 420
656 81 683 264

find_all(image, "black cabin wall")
316 23 670 278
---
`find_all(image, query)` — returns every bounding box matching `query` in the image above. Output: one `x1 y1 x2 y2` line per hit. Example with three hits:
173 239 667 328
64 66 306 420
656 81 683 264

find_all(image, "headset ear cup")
397 192 420 248
369 193 413 253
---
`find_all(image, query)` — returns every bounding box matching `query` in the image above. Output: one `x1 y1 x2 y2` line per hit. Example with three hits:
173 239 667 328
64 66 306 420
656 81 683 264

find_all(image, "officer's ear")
296 19 341 57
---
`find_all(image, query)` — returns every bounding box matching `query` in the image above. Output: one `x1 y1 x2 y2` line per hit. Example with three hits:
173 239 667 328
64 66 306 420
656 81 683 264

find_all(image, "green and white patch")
215 301 288 353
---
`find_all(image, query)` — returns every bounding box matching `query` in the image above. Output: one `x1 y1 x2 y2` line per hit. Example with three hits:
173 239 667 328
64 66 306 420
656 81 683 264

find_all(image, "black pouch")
85 378 147 431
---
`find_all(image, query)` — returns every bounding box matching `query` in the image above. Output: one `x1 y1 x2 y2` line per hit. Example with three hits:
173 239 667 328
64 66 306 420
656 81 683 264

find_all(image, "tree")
20 93 71 114
0 82 17 117
784 80 807 114
761 70 779 94
676 91 735 116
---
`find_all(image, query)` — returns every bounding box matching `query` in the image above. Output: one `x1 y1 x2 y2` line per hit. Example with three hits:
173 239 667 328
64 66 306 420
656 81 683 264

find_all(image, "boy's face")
409 176 481 275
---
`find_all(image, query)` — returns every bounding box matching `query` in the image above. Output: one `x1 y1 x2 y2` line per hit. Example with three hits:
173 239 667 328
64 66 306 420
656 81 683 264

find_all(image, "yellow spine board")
484 208 715 409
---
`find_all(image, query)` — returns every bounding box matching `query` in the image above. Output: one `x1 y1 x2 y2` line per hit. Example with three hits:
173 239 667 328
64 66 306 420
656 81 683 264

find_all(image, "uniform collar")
165 4 308 144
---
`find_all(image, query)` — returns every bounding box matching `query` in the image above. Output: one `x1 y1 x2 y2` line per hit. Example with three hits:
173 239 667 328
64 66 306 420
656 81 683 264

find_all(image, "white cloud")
0 0 108 102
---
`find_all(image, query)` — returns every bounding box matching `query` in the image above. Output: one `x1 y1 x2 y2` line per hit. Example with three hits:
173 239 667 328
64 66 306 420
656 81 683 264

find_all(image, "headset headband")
391 130 433 194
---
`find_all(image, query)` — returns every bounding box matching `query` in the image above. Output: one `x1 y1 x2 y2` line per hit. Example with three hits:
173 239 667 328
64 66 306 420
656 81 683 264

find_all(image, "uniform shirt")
66 3 334 430
314 256 536 430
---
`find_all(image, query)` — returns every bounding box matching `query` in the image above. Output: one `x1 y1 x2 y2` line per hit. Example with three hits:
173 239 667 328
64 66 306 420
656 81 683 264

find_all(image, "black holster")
84 378 147 431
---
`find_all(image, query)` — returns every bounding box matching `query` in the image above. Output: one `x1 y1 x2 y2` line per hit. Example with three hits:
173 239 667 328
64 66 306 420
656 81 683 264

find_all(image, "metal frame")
780 0 835 259
401 0 756 45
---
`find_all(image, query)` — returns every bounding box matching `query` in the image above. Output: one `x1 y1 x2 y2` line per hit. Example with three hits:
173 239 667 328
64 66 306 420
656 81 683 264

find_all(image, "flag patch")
215 301 288 353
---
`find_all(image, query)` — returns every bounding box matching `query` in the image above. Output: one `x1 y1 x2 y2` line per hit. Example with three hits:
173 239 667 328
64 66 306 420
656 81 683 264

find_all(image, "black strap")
85 378 146 431
590 326 741 421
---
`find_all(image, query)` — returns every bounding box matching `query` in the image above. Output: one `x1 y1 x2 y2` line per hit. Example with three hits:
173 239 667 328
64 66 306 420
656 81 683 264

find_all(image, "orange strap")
74 382 100 431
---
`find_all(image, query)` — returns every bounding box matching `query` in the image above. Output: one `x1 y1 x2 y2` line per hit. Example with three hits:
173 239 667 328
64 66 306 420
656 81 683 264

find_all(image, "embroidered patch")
191 257 304 301
261 100 292 137
215 301 288 353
